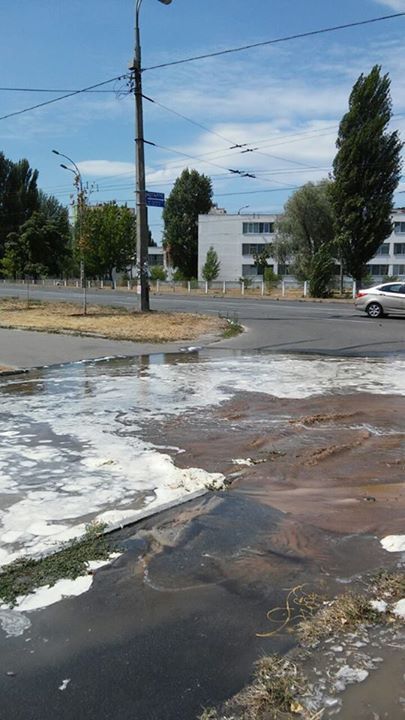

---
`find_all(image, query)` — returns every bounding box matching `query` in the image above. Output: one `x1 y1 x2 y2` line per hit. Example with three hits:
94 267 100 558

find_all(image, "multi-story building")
198 207 405 282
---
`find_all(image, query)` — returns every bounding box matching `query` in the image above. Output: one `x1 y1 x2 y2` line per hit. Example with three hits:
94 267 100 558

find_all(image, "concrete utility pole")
132 0 172 312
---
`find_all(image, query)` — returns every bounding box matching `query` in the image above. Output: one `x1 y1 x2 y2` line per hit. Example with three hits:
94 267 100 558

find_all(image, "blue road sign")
146 191 165 208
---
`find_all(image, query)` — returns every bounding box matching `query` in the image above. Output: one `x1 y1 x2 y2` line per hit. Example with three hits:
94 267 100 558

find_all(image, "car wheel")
366 302 383 318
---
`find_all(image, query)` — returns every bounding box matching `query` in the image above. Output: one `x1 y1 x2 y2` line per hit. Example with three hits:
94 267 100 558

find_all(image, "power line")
0 74 128 122
142 12 405 71
0 87 119 93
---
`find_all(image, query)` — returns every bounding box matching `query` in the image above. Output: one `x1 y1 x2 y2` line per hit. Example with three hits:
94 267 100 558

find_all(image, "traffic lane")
0 283 355 320
208 310 405 356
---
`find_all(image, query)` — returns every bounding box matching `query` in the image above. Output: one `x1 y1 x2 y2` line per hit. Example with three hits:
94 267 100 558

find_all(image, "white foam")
370 599 388 613
9 576 94 612
392 599 405 619
380 535 405 553
1 354 405 565
0 609 31 637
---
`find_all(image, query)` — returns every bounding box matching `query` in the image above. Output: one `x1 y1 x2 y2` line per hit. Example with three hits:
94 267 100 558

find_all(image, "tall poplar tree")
332 65 403 287
163 168 213 279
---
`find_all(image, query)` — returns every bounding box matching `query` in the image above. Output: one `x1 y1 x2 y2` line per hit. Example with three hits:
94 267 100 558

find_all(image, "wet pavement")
1 350 405 719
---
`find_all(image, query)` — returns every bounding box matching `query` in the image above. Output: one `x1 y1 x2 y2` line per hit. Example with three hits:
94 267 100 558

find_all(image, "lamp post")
52 149 85 293
132 0 172 312
237 205 250 214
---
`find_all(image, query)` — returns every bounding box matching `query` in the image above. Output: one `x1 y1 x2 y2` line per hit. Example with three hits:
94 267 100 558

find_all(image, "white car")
355 282 405 318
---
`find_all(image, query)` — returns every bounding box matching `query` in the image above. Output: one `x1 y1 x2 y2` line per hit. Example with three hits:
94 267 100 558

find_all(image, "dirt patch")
0 299 225 342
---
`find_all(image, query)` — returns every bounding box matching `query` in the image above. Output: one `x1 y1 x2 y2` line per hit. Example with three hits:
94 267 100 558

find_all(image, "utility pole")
132 0 172 312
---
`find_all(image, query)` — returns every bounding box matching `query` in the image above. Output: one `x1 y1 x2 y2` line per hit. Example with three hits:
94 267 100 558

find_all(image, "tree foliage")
274 180 336 296
163 168 213 279
0 154 39 258
202 246 220 282
2 212 69 279
79 202 136 280
253 244 272 275
331 65 403 286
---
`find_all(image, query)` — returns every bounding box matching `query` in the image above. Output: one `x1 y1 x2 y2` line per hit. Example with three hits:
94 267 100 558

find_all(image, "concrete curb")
102 488 210 537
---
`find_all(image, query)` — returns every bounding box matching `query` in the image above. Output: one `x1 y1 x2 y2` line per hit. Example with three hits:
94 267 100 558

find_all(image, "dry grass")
0 365 14 373
297 593 379 647
370 570 405 602
0 299 225 343
198 656 322 720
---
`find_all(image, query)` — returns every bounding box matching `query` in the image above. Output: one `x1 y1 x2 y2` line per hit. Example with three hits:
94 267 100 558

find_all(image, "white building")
198 207 405 282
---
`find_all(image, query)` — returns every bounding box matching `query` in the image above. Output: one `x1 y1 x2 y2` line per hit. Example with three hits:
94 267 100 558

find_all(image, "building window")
394 243 405 255
241 264 260 276
242 222 274 234
375 243 390 256
394 222 405 234
366 264 388 276
392 265 405 276
148 254 164 266
277 264 290 276
242 243 268 256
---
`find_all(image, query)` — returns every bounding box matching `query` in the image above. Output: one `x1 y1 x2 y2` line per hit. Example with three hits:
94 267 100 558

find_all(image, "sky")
0 0 405 243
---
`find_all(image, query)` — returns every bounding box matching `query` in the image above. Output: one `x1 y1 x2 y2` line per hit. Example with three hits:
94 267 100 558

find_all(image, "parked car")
355 282 405 318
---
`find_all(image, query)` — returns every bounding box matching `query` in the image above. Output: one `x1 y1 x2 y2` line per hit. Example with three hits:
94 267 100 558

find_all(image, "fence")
1 277 358 298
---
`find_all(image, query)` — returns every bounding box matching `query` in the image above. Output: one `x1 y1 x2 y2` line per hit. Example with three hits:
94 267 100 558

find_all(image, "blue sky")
1 0 405 242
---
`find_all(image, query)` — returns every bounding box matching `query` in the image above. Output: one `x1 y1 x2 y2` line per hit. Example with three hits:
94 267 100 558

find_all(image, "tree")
331 65 403 287
163 168 213 279
253 244 272 275
1 212 69 279
0 158 39 258
80 202 136 281
202 246 220 283
274 180 336 296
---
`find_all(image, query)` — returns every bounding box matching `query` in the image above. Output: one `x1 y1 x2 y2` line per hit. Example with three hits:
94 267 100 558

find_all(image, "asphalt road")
1 282 405 358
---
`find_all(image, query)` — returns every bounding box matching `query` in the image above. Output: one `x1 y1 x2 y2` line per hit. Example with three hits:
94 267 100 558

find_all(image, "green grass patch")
0 523 110 606
220 313 243 338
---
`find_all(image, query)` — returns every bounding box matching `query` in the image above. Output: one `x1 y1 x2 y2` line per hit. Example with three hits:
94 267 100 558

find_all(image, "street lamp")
132 0 173 312
237 205 250 214
52 149 85 292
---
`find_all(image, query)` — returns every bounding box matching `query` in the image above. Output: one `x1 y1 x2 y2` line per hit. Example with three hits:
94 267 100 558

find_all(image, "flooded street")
1 351 405 719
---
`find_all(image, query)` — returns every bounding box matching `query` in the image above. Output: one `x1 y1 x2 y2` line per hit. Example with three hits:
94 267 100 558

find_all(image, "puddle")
1 352 405 565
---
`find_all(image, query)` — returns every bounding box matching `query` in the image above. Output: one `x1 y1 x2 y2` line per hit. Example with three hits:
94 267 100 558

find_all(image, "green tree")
274 180 336 296
0 157 39 258
163 168 213 279
253 244 272 275
150 265 167 281
80 202 136 281
331 65 403 287
1 212 68 279
202 246 220 283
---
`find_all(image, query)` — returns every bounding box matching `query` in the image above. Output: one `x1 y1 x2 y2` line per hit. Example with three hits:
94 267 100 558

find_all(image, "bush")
382 274 399 282
150 266 167 281
264 267 279 289
239 276 252 288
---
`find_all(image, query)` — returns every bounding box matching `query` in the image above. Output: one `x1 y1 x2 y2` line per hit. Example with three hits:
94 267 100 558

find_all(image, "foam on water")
1 353 405 565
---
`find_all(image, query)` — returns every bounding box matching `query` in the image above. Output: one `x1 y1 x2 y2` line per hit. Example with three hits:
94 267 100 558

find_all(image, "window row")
242 243 269 256
394 222 405 234
242 222 274 235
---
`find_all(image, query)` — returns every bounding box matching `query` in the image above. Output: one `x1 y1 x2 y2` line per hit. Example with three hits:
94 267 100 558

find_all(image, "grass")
220 312 243 339
0 298 226 343
371 570 405 602
199 656 314 720
0 523 110 606
297 592 381 647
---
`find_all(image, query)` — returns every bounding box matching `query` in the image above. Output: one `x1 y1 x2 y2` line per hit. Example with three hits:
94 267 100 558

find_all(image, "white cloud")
77 160 134 177
375 0 405 10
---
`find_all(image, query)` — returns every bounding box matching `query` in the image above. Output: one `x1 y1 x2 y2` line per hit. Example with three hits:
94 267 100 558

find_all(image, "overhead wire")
142 12 405 71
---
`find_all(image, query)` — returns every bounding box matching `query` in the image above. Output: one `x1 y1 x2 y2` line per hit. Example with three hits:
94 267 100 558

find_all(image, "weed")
220 313 243 339
297 592 380 646
370 570 405 602
0 522 110 606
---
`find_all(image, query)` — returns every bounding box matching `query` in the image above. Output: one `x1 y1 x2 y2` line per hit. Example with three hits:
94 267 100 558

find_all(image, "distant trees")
202 246 220 283
79 202 136 281
163 168 213 279
0 153 73 279
274 180 336 296
0 154 40 260
331 65 403 287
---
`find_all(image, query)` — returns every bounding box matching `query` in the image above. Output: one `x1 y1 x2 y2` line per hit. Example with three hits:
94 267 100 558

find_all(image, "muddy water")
1 354 405 720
